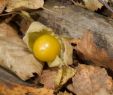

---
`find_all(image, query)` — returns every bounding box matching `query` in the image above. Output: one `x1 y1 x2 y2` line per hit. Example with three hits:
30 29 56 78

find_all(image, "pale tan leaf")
83 0 108 11
0 23 43 80
60 66 75 85
6 0 44 12
62 38 73 66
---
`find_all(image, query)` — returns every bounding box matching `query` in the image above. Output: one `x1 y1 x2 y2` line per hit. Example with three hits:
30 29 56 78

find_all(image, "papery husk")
49 38 73 67
23 22 73 67
23 21 53 51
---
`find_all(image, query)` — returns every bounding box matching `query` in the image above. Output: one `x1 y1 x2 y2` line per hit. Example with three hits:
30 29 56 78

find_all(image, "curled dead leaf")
67 64 113 95
71 31 113 70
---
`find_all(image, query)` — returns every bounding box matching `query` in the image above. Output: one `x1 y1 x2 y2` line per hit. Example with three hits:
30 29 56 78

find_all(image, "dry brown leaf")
71 31 113 70
6 0 44 12
0 0 7 14
40 69 58 89
67 64 113 95
0 23 43 80
0 79 54 95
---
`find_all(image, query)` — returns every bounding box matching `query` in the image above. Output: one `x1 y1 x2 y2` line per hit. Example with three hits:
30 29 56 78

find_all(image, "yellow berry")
33 34 61 62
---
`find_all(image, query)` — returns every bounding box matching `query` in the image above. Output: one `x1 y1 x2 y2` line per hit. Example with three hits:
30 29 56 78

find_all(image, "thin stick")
98 0 113 13
0 11 18 17
42 7 59 16
70 0 77 5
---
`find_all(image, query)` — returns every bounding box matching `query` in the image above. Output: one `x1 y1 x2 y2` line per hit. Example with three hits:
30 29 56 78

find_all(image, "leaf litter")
0 0 113 95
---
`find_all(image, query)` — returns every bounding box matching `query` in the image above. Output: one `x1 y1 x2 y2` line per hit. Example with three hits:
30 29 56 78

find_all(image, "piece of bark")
67 64 113 95
0 23 43 80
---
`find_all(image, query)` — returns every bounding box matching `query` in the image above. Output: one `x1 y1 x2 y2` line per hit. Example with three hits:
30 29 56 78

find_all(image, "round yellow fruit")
33 34 61 62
